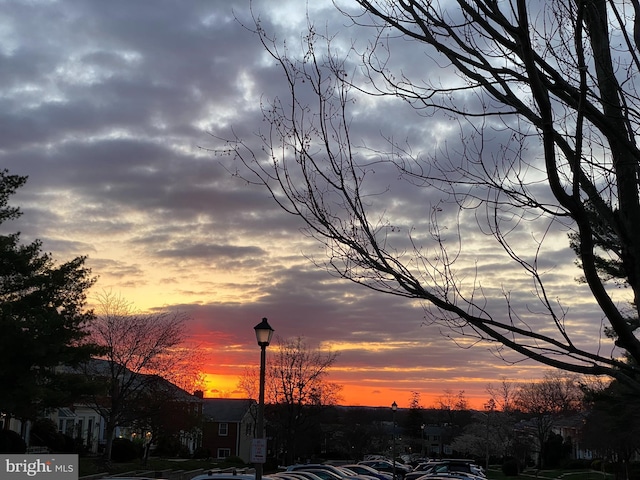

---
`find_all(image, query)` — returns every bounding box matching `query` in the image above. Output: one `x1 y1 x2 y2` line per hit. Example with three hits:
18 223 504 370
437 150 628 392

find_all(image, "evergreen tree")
0 170 99 422
582 375 640 475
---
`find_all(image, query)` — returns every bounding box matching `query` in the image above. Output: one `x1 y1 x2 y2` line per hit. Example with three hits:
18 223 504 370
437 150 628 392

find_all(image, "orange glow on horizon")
201 372 490 410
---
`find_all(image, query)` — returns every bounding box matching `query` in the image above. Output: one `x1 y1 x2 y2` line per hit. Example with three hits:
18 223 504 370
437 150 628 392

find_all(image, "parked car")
358 460 411 479
286 464 378 480
342 464 394 480
272 474 318 480
274 472 325 480
406 459 485 480
287 464 358 479
191 474 278 480
412 475 480 480
288 469 344 480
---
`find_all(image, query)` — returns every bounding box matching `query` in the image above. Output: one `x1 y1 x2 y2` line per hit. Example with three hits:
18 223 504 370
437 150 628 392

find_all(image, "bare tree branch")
221 0 640 393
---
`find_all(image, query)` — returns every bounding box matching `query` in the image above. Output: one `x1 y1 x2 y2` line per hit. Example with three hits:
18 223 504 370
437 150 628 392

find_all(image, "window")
245 422 253 436
218 448 231 459
218 423 228 436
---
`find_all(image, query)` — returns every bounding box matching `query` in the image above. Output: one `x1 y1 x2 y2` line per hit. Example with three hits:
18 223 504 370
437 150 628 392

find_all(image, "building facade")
201 398 256 462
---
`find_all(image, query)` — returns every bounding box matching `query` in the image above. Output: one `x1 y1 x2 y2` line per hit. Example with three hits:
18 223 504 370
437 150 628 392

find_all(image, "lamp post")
420 423 425 458
254 318 274 480
391 401 397 480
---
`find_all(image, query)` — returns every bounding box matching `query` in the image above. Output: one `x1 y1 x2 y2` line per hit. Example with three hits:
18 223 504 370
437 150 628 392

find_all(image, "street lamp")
421 423 425 458
254 318 274 480
391 401 397 480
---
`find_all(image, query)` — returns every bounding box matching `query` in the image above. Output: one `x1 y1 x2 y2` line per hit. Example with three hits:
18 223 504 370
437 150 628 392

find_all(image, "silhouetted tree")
240 336 341 464
487 378 518 414
514 372 583 468
0 170 99 428
405 392 425 451
582 378 640 478
226 0 640 394
83 291 195 461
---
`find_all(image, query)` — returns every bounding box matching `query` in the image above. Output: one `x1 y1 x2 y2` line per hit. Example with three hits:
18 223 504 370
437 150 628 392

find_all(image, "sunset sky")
0 0 611 410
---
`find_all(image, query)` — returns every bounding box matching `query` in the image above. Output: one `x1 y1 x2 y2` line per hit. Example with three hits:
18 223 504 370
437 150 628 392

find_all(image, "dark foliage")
501 457 520 476
542 432 571 468
30 418 68 452
0 429 26 453
192 447 211 459
0 169 100 421
153 435 190 458
111 438 142 462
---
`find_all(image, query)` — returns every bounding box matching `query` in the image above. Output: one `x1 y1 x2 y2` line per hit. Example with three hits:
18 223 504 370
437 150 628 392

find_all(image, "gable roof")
202 398 255 422
58 357 200 403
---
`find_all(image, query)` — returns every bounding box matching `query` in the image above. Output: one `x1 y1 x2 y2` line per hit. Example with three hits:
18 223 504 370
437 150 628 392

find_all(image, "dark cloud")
0 0 609 407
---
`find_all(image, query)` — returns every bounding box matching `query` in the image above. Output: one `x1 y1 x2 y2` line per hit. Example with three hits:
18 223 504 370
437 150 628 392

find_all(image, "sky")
0 0 612 410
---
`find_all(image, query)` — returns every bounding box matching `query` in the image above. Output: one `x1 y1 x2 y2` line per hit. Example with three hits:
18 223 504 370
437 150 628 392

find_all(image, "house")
54 404 105 454
3 358 203 456
423 424 445 457
552 413 592 461
201 398 256 462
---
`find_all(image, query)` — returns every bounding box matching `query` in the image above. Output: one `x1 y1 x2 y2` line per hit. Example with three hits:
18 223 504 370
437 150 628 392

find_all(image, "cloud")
0 0 612 408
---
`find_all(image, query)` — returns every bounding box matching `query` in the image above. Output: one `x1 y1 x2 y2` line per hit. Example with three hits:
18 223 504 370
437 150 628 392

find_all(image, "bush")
502 457 520 476
0 430 26 453
111 438 141 462
192 447 211 459
154 435 182 458
30 418 65 451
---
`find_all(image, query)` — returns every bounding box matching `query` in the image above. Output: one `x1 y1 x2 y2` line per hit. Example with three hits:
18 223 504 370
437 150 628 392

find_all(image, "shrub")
111 438 141 462
192 447 211 459
0 430 26 453
30 418 65 451
154 435 182 458
502 457 520 476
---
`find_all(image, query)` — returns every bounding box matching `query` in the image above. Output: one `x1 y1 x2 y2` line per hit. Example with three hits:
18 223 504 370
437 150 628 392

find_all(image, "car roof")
281 472 325 480
288 465 350 475
291 468 343 480
343 465 378 471
190 475 277 480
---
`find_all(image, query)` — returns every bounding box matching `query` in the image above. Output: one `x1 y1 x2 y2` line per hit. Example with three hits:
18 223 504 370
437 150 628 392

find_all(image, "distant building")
423 425 445 457
201 398 256 462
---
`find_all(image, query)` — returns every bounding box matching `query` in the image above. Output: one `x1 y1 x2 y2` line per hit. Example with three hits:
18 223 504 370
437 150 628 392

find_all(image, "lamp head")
254 317 274 347
391 401 398 411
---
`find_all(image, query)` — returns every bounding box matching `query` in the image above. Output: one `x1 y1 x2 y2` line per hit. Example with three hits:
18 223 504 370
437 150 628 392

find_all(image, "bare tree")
224 0 640 393
85 291 197 461
487 377 518 413
239 336 341 464
433 389 470 428
514 371 584 468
